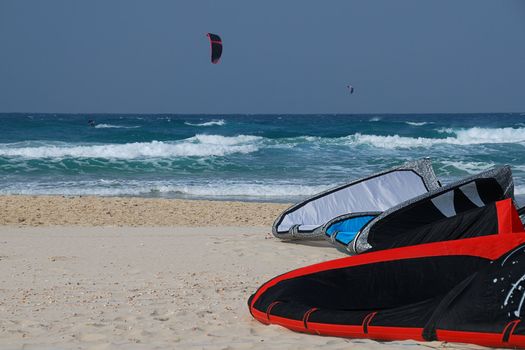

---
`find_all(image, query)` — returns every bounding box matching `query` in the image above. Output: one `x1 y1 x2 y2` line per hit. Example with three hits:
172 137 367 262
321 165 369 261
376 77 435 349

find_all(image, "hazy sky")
1 0 524 114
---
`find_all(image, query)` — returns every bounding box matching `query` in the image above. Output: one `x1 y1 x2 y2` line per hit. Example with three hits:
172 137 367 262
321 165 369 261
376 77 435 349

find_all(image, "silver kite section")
272 158 440 240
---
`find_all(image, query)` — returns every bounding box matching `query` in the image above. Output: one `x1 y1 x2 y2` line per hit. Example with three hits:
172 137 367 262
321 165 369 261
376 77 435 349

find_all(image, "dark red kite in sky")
206 33 223 64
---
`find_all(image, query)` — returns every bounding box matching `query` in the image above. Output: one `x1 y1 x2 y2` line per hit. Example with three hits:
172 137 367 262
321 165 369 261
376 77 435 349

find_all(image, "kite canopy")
272 159 440 240
249 200 525 348
206 33 223 64
349 165 514 254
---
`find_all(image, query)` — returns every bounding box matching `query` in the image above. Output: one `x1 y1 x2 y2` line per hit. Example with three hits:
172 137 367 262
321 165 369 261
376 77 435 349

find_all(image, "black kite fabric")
206 33 222 64
249 199 525 348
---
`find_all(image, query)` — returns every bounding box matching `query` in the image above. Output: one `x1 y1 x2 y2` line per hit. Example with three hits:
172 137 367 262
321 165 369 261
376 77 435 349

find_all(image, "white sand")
0 226 482 350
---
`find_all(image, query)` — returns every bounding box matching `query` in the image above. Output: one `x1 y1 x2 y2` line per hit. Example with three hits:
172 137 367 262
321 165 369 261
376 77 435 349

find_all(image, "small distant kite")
347 85 354 94
206 33 223 64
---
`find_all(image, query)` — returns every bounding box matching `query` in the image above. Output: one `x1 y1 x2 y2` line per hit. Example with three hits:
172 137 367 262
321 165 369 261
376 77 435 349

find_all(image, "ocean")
1 113 524 205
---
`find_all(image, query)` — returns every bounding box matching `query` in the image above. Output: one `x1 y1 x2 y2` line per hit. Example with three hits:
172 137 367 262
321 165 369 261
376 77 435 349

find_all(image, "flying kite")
206 33 223 64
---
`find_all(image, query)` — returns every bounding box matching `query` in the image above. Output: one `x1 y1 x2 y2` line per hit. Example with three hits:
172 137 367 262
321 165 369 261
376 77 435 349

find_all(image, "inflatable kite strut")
250 199 525 348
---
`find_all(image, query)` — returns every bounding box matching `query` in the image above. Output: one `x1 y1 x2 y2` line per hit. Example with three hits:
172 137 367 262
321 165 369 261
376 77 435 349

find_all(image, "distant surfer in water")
88 119 96 127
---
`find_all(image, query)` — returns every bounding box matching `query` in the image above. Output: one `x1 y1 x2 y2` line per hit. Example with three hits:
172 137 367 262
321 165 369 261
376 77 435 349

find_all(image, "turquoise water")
1 113 524 204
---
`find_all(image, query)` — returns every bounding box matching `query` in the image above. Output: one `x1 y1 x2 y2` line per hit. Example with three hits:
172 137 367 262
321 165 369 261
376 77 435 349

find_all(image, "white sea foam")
453 127 525 143
405 121 431 126
345 127 525 149
369 117 382 122
1 127 524 160
0 135 262 159
436 128 454 134
184 119 226 127
94 124 140 129
153 183 329 198
0 180 329 199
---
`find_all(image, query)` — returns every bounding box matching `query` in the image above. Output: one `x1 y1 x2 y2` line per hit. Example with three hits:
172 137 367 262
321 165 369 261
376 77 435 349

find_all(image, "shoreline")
0 195 290 227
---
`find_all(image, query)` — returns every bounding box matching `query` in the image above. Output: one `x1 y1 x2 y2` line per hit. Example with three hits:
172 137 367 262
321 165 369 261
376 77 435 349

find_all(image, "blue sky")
1 0 524 114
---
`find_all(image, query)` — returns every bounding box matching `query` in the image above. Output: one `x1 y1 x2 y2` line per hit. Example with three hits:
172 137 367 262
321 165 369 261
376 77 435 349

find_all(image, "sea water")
0 113 524 205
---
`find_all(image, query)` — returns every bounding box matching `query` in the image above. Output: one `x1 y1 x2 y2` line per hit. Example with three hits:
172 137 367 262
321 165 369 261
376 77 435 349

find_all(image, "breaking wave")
0 135 261 159
1 127 524 161
346 127 525 149
184 119 226 127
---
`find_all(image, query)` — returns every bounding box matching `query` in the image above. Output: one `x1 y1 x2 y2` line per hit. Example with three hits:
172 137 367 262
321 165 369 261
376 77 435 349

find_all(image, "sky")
0 0 524 114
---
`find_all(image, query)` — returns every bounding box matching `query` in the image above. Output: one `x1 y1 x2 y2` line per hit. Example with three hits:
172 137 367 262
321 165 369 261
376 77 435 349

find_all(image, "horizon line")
1 111 524 116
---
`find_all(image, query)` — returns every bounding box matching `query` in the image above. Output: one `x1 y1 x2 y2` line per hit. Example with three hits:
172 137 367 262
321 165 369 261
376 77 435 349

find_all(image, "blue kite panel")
325 215 376 245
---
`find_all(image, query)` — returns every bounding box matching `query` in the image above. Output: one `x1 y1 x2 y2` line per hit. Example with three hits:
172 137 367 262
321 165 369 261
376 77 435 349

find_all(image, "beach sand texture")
0 197 483 349
0 196 289 227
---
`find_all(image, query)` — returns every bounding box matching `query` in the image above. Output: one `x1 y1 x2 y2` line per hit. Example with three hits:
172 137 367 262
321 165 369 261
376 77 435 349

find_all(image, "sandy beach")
0 196 289 227
0 196 483 349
